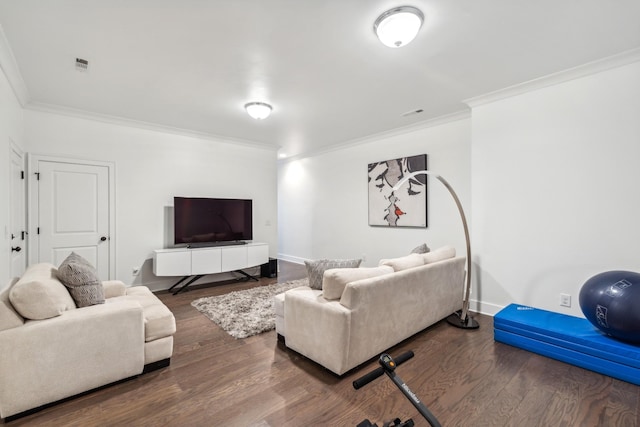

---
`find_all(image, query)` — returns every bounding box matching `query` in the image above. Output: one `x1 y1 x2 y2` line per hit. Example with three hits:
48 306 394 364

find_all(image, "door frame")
9 140 26 278
27 154 116 279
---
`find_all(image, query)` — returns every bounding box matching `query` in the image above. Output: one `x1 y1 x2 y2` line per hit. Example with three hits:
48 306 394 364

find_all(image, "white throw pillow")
379 253 424 272
422 245 456 264
9 263 76 320
322 266 394 300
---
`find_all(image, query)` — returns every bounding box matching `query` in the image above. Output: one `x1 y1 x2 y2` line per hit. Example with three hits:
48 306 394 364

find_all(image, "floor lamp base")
446 310 480 329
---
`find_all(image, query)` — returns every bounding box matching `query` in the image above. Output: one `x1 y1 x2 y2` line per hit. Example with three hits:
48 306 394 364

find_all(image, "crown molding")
26 101 278 152
280 109 471 163
464 47 640 108
0 24 30 106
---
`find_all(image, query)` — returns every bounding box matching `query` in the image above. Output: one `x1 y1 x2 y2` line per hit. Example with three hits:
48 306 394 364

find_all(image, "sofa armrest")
0 301 145 418
103 280 127 298
284 288 352 375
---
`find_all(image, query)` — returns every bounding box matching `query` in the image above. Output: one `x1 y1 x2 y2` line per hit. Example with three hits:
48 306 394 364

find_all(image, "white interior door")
9 144 26 278
33 158 114 279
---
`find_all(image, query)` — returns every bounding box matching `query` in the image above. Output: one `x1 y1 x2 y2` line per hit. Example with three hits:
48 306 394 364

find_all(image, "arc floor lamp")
392 170 479 329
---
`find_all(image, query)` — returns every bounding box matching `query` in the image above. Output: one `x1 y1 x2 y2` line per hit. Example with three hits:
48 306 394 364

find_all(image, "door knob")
100 236 108 242
11 246 21 252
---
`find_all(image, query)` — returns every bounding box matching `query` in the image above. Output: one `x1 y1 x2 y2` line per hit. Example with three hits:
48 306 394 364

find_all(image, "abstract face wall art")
368 154 428 227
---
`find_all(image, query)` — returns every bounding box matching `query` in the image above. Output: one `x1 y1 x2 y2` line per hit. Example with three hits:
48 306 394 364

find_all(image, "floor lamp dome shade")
374 6 424 48
392 170 479 329
244 102 272 120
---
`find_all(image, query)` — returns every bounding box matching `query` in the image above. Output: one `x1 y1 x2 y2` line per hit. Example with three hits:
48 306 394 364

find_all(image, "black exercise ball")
579 270 640 343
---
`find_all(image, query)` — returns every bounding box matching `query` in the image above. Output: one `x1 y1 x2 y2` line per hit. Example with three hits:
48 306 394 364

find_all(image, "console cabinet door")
247 244 269 267
191 248 222 275
221 246 247 271
154 250 190 276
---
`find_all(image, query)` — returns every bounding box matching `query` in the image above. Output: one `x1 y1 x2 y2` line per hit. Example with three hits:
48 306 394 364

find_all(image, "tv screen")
174 197 253 246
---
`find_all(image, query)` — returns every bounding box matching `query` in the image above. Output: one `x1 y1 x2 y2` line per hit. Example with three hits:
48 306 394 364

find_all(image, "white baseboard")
277 253 307 265
469 299 505 317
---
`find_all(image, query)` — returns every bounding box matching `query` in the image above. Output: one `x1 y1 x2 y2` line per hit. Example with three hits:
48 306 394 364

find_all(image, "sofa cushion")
57 252 105 307
304 259 362 290
379 253 424 272
273 292 286 335
322 266 394 300
102 280 127 298
410 243 431 254
422 246 456 264
9 263 77 320
110 286 176 342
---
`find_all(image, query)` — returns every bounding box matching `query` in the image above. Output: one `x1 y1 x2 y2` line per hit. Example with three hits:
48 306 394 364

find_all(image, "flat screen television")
174 197 253 247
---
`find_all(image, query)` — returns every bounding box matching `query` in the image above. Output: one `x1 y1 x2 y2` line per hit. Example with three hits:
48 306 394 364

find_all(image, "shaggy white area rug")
191 278 308 339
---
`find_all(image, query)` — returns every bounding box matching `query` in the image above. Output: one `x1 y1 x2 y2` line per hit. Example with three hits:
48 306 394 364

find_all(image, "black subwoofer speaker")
261 258 278 278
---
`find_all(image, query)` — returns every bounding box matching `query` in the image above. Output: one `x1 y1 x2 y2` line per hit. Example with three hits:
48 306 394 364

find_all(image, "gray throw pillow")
304 259 362 290
411 243 431 254
57 252 105 307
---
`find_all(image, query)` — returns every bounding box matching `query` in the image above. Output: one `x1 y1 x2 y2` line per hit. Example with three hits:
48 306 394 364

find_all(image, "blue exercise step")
494 304 640 385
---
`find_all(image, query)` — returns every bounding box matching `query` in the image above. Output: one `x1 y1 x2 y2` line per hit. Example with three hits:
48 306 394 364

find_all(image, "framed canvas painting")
368 154 427 227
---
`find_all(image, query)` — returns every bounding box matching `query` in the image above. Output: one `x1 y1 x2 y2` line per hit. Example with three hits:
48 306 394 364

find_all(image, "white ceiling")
1 1 640 158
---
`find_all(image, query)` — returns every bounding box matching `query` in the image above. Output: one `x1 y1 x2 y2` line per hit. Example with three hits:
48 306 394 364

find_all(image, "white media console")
153 242 269 294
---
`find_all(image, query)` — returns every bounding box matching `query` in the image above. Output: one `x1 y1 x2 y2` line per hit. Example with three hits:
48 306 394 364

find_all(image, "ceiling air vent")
75 57 89 72
401 108 424 117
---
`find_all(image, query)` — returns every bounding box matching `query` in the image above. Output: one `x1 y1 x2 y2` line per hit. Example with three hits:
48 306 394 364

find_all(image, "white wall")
279 59 640 320
278 117 471 268
471 60 640 316
0 64 24 288
24 109 278 291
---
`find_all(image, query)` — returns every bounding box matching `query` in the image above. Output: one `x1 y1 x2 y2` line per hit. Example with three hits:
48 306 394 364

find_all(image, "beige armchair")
0 263 175 420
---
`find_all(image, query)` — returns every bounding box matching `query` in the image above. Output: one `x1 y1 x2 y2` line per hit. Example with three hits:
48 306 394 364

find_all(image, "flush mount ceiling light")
374 6 424 48
245 102 272 120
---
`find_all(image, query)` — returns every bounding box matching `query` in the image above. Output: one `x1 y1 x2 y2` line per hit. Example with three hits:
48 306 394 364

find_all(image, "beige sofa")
0 263 176 419
275 248 465 375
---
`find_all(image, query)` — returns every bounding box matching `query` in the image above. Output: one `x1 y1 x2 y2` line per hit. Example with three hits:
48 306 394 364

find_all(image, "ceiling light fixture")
245 102 272 120
374 6 424 48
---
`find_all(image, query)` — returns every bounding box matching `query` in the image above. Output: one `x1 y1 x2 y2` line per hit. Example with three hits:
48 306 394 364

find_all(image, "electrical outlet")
560 293 571 307
132 267 140 276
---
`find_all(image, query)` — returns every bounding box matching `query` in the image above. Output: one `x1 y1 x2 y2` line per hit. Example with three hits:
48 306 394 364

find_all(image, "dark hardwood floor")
5 261 639 426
